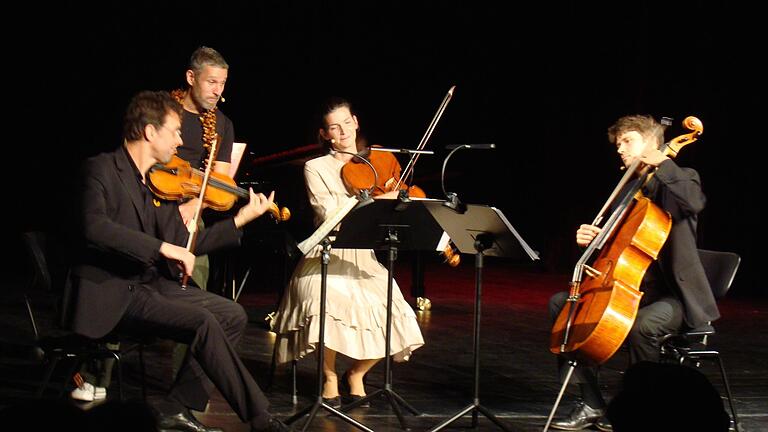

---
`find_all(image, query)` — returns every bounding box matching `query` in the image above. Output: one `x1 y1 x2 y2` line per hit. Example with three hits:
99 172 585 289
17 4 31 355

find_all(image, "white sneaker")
70 382 107 401
71 382 95 401
93 385 107 400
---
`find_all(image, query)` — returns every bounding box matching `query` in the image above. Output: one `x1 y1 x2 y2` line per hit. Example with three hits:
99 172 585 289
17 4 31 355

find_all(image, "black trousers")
116 278 269 424
547 291 683 390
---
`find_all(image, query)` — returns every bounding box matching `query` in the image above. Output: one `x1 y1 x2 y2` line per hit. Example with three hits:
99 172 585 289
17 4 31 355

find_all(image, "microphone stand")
285 148 380 432
331 147 421 430
370 147 434 155
330 148 377 208
439 144 496 214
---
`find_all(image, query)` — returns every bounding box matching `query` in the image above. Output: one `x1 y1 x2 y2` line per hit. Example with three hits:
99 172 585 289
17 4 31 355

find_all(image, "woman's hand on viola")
576 224 602 247
234 189 276 228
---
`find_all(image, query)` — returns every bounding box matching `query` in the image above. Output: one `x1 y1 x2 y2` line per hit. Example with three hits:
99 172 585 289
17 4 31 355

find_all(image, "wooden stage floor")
2 258 766 431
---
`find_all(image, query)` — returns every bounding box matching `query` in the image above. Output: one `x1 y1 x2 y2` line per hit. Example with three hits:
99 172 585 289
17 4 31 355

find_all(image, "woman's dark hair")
316 96 368 152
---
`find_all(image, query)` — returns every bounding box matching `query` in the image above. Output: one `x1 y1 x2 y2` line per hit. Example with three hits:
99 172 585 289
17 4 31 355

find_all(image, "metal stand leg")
542 361 577 432
284 239 373 432
428 243 511 431
345 230 420 430
714 356 741 432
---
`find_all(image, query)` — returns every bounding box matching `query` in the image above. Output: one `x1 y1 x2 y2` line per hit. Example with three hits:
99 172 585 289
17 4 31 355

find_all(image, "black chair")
659 249 741 431
20 231 149 401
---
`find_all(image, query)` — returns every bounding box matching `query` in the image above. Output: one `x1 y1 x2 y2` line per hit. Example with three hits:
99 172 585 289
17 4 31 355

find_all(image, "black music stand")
284 233 374 432
332 197 446 430
422 201 540 432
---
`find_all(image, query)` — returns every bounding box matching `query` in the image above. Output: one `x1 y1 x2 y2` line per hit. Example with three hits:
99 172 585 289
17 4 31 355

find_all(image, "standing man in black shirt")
171 46 235 293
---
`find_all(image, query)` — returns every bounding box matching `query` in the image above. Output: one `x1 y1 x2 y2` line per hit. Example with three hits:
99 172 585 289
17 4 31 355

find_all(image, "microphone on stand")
444 144 496 150
329 144 377 208
440 143 496 213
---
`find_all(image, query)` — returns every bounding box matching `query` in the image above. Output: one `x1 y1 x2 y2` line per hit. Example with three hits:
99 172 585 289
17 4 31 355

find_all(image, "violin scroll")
268 203 291 222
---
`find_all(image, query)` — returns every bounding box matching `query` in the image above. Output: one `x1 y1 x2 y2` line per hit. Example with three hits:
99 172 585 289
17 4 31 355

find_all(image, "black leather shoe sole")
595 417 613 432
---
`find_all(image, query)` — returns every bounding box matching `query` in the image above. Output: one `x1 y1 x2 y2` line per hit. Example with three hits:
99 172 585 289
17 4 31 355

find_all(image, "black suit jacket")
67 147 242 339
646 159 719 328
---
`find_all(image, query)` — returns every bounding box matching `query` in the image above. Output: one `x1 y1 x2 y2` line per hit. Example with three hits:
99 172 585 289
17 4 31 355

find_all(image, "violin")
147 155 290 222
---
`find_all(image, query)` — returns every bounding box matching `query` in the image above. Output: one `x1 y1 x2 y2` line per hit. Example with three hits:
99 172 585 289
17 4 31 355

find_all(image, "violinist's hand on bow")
638 146 669 168
159 242 196 277
576 224 602 247
234 189 275 228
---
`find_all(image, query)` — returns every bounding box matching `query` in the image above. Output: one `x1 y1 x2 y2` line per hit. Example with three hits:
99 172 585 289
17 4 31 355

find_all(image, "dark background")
13 1 762 297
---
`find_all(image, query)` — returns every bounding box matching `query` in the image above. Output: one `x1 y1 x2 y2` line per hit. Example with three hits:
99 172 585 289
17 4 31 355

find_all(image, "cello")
550 116 703 363
543 116 703 430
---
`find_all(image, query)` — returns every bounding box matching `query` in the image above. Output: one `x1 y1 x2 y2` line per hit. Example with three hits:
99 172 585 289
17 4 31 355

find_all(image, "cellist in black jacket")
547 114 719 431
66 91 288 432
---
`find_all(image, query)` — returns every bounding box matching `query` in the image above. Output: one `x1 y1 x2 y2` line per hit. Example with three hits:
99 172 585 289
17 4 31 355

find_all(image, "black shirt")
176 108 235 170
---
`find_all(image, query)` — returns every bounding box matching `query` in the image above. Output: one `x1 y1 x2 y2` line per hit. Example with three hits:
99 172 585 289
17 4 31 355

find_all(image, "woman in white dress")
271 97 424 405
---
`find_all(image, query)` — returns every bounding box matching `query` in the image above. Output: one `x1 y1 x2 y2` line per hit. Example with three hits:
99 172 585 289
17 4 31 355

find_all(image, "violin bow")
394 85 455 191
180 135 219 288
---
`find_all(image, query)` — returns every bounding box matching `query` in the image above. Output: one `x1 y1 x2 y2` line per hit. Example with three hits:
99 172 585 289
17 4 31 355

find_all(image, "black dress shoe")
322 396 341 408
341 393 371 408
595 415 613 431
340 371 370 408
156 410 224 432
550 401 605 431
252 416 291 432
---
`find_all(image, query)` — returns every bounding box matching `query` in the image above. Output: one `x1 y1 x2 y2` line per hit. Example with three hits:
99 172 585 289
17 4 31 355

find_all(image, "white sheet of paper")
297 196 359 255
229 142 247 178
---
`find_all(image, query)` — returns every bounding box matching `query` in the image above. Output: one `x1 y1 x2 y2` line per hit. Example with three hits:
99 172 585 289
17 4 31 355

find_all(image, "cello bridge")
583 264 602 278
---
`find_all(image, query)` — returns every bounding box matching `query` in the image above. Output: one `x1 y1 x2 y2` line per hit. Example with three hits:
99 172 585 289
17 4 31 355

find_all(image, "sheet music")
436 231 451 252
492 207 540 260
297 195 359 255
228 142 247 178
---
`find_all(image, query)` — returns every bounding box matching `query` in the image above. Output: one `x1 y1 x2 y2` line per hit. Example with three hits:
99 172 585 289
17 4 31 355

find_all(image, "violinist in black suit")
67 90 288 432
547 115 719 431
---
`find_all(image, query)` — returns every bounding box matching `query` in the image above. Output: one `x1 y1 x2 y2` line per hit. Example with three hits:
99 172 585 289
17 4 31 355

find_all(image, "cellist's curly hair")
123 91 183 141
607 115 664 146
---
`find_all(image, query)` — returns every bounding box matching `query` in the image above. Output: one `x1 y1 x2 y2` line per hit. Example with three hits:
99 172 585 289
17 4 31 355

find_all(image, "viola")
341 146 460 267
147 155 290 222
549 116 703 366
341 146 426 198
